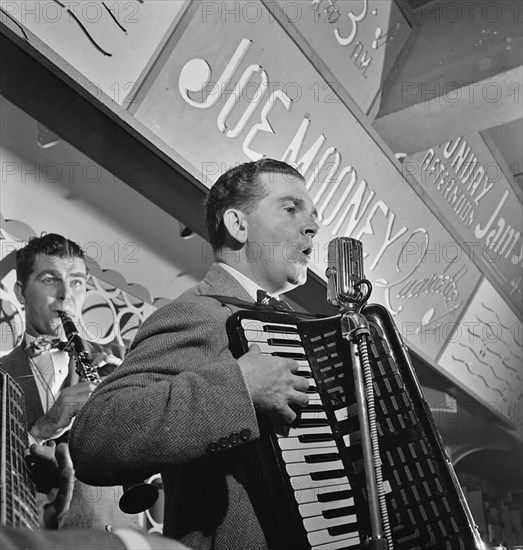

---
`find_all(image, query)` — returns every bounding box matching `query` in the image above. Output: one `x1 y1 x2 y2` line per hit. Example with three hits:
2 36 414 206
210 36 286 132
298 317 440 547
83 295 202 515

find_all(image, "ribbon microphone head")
326 238 370 309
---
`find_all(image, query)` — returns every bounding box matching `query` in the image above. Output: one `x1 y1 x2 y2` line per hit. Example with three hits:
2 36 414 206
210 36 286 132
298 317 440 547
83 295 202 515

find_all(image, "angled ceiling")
376 0 522 194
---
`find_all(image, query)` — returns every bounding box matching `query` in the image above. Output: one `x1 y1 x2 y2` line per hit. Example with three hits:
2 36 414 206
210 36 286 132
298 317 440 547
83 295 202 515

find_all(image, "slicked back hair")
204 158 304 251
16 233 86 291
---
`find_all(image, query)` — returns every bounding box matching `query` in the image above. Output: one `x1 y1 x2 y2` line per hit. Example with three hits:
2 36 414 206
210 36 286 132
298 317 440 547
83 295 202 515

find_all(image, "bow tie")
256 290 291 311
29 335 70 356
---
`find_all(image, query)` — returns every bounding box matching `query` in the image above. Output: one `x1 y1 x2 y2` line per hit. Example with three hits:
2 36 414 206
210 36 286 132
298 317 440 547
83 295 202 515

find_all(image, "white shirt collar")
24 332 37 347
23 333 70 413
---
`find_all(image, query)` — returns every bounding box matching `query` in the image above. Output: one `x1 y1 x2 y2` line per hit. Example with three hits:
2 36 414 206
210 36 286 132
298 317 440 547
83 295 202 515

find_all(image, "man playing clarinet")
1 233 140 530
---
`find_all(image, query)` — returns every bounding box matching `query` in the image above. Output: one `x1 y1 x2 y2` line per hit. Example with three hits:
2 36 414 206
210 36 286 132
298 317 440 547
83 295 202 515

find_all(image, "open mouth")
300 247 312 263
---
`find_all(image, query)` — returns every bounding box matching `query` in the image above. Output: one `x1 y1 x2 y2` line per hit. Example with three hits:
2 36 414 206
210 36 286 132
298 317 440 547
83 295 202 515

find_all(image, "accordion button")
206 442 219 454
219 437 230 449
229 432 240 445
240 429 251 441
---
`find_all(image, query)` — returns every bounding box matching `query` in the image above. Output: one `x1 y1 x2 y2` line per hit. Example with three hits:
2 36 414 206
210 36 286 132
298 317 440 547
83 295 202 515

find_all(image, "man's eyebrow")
36 269 60 278
36 269 87 279
279 195 319 219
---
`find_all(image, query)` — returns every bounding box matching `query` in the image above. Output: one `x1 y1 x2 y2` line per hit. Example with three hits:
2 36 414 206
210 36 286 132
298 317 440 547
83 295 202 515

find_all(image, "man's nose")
303 215 320 236
57 281 72 301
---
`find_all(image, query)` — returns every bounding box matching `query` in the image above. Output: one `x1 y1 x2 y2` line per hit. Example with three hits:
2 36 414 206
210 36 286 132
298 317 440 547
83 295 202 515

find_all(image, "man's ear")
14 281 26 305
223 208 248 244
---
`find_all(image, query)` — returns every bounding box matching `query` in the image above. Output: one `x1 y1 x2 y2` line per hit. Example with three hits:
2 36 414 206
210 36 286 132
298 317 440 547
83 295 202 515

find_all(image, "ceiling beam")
374 66 522 154
374 0 522 154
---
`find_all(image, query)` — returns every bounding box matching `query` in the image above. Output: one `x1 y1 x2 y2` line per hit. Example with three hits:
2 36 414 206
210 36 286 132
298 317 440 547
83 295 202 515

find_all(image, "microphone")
326 237 371 309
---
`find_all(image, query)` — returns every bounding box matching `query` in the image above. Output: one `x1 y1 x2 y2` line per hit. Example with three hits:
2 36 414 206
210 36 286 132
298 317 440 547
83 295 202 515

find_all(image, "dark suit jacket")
70 264 268 550
1 339 123 429
1 338 140 531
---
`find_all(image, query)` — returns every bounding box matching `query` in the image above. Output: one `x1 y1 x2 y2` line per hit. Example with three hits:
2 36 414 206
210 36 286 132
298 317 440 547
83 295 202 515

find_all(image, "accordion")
226 304 484 550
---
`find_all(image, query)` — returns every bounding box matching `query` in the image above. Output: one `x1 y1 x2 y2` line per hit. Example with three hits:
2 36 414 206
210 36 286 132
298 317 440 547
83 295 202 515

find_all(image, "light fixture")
179 223 194 239
36 122 61 148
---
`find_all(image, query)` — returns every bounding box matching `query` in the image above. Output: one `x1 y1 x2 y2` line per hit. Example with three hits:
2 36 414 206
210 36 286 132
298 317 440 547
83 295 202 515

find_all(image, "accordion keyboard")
241 317 361 549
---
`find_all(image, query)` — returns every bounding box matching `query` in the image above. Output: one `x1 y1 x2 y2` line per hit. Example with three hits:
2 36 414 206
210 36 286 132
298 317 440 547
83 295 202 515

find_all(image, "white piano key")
241 319 298 334
312 534 361 549
289 473 350 490
308 397 323 405
278 437 335 451
253 341 307 356
297 364 313 374
301 411 328 421
243 329 300 343
281 446 338 464
307 525 360 547
303 377 317 387
243 327 301 341
286 459 345 477
304 392 322 404
241 328 266 342
286 426 334 438
304 510 357 533
299 497 355 518
293 483 352 505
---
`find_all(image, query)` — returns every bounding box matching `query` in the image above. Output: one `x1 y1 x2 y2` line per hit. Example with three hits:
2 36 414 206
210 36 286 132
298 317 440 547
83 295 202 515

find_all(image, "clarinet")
58 311 101 382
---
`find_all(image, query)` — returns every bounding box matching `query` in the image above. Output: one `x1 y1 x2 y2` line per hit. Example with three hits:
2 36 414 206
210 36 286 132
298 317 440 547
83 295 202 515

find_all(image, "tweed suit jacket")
70 264 271 550
1 339 141 531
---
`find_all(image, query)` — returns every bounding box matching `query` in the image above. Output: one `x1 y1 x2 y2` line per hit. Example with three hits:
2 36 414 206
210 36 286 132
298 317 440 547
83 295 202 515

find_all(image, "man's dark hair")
204 158 304 250
16 233 86 290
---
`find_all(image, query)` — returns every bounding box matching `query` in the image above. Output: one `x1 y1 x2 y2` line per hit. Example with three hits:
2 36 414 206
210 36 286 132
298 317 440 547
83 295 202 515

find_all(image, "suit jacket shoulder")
70 263 261 486
1 345 43 428
129 263 252 351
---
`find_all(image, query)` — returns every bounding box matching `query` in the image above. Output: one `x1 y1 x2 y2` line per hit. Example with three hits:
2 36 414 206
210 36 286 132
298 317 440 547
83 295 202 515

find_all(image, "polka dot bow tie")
256 290 291 311
30 335 70 356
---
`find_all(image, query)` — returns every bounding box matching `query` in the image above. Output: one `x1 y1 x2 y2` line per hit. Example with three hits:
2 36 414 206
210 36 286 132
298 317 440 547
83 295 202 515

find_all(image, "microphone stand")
327 238 389 550
341 302 388 550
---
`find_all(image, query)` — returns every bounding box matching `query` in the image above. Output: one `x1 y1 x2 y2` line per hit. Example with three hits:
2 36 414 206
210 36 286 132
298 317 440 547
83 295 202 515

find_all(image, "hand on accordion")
238 343 309 425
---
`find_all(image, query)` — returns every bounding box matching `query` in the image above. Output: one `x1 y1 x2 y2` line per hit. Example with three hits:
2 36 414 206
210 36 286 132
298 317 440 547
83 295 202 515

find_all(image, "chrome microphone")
326 237 372 309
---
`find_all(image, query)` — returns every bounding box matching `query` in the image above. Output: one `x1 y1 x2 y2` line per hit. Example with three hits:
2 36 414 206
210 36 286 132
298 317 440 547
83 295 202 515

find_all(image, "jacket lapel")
3 345 44 428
